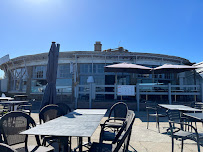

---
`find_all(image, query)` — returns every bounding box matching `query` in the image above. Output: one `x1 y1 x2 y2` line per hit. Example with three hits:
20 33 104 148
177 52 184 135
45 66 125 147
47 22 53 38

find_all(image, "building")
0 42 202 109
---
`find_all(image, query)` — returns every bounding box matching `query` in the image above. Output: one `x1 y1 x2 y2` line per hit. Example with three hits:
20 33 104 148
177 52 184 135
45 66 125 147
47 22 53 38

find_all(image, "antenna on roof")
118 41 121 47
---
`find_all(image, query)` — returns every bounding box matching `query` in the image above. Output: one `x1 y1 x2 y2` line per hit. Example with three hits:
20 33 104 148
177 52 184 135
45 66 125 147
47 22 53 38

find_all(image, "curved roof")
0 50 191 68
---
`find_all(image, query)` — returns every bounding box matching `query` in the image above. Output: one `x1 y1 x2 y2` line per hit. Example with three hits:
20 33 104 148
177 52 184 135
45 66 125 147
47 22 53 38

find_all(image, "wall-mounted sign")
117 85 135 96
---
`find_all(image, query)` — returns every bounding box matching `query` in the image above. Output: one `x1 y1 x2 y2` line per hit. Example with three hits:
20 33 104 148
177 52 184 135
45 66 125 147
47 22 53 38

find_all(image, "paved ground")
19 111 203 152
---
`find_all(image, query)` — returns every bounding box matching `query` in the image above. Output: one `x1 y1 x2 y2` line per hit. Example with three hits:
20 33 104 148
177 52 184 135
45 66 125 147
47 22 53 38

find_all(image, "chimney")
94 41 102 52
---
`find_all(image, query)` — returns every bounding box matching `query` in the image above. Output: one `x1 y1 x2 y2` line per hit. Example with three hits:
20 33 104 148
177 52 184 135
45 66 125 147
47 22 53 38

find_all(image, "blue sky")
0 0 203 77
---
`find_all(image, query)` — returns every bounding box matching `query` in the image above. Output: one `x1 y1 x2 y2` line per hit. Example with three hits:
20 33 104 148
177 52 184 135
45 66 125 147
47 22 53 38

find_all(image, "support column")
89 83 92 109
168 83 172 104
201 83 203 103
74 85 78 109
136 83 140 111
26 67 33 95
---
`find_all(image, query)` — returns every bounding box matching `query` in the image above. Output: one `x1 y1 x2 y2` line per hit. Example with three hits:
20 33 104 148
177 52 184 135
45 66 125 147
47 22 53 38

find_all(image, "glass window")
93 64 105 73
31 79 47 93
33 66 46 79
56 78 72 93
58 64 71 78
79 75 105 92
80 64 92 74
31 65 73 93
9 68 28 92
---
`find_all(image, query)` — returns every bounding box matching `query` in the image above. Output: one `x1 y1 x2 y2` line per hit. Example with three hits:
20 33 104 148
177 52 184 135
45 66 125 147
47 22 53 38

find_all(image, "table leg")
79 137 82 152
88 137 91 143
12 103 15 111
62 137 69 152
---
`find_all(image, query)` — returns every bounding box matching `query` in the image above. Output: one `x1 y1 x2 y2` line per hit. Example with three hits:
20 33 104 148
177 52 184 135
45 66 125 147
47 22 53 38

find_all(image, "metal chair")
0 111 54 152
146 101 167 132
167 110 201 152
99 110 132 143
39 104 64 124
56 103 71 115
0 143 17 152
39 104 70 151
17 101 32 115
89 110 135 152
100 102 128 132
0 93 10 115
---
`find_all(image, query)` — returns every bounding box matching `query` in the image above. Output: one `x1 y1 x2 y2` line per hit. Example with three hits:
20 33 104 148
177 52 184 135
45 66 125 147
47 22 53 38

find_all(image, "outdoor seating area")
0 99 203 151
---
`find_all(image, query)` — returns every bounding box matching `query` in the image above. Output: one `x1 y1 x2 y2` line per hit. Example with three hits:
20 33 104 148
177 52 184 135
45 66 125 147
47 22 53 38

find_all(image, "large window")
31 66 47 93
31 64 72 93
58 64 70 78
57 64 72 93
33 66 46 79
80 64 92 74
93 64 105 73
10 68 28 92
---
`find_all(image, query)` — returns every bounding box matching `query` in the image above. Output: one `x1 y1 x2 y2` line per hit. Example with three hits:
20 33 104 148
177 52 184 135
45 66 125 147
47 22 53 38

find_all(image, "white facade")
0 43 201 105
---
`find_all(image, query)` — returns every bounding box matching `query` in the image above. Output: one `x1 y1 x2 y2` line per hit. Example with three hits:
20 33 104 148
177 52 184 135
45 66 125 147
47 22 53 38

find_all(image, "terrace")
6 109 202 152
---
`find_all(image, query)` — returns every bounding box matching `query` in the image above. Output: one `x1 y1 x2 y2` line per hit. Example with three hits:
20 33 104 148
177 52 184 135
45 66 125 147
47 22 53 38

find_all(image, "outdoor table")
195 102 203 105
21 109 107 152
0 100 28 111
0 97 14 101
158 104 202 112
183 113 203 122
14 94 28 100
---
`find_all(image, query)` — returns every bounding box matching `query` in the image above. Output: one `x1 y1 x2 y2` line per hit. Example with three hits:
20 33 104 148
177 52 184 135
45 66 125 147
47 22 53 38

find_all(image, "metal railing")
75 83 203 111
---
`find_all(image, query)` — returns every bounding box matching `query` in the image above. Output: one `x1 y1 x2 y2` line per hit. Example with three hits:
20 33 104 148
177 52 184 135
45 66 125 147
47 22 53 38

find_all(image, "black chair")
17 101 32 115
100 102 128 132
146 101 166 133
0 103 10 116
191 102 203 111
56 103 71 115
0 143 17 152
99 110 132 143
39 104 64 124
89 110 135 152
167 110 201 152
0 111 54 152
39 104 70 150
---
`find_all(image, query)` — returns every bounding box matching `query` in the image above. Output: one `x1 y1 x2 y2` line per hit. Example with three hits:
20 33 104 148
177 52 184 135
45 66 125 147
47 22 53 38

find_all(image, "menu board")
117 85 135 96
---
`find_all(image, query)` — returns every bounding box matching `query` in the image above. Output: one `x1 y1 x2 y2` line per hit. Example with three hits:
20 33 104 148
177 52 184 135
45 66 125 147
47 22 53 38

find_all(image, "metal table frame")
0 100 28 111
21 109 107 152
158 104 202 112
183 113 203 122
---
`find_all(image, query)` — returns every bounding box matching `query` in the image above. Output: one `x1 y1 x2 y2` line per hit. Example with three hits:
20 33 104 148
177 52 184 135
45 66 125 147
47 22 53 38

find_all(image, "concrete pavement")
23 111 203 152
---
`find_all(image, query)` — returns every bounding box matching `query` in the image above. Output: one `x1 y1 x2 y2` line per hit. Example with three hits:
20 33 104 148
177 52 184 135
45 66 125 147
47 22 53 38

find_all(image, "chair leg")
156 116 160 133
196 138 200 152
69 137 72 152
181 139 184 152
171 138 174 152
147 111 149 129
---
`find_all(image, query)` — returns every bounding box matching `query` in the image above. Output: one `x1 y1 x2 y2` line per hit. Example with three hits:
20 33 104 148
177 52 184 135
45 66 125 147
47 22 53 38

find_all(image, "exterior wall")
0 50 193 104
